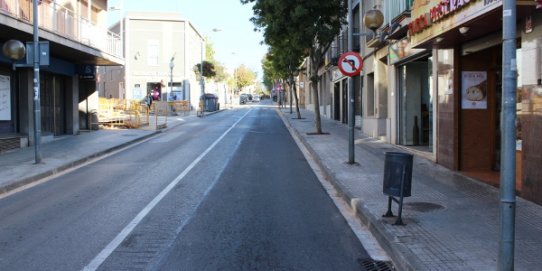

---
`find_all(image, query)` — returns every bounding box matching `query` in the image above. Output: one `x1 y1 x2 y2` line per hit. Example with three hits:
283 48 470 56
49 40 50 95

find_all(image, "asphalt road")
0 104 372 270
158 106 371 270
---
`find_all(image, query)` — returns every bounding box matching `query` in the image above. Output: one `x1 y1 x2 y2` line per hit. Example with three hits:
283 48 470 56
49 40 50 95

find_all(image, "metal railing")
328 33 348 66
0 0 122 58
386 0 412 23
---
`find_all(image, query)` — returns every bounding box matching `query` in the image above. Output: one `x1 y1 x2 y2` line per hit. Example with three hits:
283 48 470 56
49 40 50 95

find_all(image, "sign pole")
33 0 41 164
347 0 355 164
499 0 517 269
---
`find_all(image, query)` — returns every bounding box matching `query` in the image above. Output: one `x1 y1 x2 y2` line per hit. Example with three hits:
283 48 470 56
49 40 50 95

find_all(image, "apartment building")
0 0 123 152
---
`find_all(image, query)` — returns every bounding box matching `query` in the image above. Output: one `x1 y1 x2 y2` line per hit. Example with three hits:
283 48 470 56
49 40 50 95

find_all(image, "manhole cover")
404 202 445 212
359 259 394 271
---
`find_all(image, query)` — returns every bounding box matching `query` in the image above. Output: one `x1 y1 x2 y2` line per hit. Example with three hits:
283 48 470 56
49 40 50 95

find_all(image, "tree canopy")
233 64 257 93
194 61 216 78
195 40 228 82
242 0 347 131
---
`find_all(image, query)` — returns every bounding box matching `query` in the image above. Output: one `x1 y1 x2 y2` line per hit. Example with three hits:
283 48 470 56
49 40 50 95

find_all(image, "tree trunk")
293 78 301 119
289 79 293 114
288 75 302 119
310 52 323 134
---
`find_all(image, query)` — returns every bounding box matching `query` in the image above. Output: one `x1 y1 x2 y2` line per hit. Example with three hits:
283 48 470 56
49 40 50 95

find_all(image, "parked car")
253 95 261 102
240 94 248 104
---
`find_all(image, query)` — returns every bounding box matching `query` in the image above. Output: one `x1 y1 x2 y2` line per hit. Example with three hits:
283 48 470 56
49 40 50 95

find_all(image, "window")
147 40 160 66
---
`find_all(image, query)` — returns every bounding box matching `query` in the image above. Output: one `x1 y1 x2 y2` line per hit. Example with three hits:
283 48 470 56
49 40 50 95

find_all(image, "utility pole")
32 0 41 164
347 0 355 164
499 0 517 270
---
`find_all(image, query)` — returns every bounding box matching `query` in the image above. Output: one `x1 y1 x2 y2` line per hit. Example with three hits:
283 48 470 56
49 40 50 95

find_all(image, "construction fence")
97 98 191 129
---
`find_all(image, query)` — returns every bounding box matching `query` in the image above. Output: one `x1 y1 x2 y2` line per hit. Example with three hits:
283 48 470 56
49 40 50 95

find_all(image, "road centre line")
82 109 252 271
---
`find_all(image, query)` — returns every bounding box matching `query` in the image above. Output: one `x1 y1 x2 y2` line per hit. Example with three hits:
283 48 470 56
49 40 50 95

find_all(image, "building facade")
304 0 542 205
0 0 123 152
101 12 205 109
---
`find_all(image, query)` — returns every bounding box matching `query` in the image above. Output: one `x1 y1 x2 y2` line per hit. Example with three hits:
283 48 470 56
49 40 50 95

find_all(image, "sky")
108 0 268 80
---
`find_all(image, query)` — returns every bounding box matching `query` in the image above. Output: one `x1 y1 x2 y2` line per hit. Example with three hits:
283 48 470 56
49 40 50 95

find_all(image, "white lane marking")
83 109 252 271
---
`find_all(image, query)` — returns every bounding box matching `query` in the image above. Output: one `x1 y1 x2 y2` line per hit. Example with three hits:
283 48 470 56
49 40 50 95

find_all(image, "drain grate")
359 259 394 271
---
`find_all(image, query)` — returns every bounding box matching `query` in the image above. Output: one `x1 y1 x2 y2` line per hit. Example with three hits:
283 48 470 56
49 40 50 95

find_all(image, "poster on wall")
462 71 487 109
0 75 11 120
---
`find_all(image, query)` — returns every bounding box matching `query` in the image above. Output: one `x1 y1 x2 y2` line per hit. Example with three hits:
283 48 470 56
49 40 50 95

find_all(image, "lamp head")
2 39 26 61
364 9 384 32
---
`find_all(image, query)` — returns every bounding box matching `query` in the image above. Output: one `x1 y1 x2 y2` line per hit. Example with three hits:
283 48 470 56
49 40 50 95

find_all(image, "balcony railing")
0 0 122 58
386 0 412 23
327 34 348 66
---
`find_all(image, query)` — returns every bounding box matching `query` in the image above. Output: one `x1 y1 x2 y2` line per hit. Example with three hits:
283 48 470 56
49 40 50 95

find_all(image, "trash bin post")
382 152 413 226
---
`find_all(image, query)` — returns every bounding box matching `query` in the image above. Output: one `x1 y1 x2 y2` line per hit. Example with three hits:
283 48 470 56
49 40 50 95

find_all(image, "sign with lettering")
78 65 96 79
409 0 502 46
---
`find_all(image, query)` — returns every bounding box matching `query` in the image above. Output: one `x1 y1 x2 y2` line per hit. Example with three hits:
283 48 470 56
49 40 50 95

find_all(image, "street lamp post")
32 0 41 164
2 36 43 165
169 57 174 101
347 3 383 164
200 40 205 97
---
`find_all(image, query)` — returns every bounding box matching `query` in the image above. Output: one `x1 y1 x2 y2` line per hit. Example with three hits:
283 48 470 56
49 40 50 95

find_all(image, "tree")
242 0 346 133
194 61 217 79
263 46 304 119
233 64 257 93
205 39 216 61
261 54 280 91
204 39 229 82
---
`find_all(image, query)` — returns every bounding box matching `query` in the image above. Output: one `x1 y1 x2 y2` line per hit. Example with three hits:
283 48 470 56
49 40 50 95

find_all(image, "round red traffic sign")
337 51 363 77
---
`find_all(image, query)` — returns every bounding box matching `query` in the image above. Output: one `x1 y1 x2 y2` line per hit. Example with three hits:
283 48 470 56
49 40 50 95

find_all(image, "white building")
102 12 205 109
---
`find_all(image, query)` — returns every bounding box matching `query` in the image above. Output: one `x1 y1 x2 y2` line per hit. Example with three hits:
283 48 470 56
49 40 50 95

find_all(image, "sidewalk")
278 108 542 271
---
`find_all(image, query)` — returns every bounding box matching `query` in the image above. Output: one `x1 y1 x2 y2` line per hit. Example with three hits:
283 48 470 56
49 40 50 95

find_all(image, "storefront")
0 46 91 152
409 0 542 204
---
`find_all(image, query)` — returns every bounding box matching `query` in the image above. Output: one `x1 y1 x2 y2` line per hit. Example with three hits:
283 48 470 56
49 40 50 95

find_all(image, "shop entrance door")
459 45 501 185
397 58 432 151
40 73 67 136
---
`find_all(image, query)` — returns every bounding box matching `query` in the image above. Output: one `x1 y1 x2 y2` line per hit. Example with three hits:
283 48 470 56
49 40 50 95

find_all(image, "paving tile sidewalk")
278 108 542 271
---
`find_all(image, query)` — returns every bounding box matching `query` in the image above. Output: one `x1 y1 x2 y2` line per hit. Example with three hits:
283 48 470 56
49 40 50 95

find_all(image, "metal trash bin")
383 152 413 197
382 152 413 226
200 94 218 112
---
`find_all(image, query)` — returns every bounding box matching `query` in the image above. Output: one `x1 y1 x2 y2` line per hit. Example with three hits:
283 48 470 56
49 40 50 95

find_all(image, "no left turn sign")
337 51 363 77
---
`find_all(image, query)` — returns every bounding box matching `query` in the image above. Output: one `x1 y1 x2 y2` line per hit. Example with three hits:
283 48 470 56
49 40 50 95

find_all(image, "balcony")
386 0 412 23
326 34 348 67
0 0 122 59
